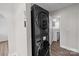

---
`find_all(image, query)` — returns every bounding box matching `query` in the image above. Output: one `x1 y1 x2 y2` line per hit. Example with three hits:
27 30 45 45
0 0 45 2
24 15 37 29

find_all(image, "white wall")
51 4 79 52
0 4 15 55
0 15 7 36
26 4 32 56
14 3 31 56
13 3 27 56
0 13 8 41
0 4 9 42
8 3 32 56
0 3 32 56
7 3 32 56
49 16 53 45
8 4 17 56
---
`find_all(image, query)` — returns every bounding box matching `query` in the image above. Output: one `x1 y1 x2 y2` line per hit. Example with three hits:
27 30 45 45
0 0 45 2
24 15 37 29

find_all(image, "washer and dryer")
31 4 49 56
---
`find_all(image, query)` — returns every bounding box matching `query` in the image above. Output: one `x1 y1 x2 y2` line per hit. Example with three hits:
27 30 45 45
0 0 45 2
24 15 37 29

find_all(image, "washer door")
38 40 49 56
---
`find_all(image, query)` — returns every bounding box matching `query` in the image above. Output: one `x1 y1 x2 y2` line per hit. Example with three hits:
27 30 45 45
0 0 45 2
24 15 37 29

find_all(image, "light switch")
24 21 26 27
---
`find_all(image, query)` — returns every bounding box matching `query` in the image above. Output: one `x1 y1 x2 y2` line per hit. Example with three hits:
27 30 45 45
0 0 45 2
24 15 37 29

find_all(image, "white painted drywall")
51 4 79 52
7 3 32 56
26 4 32 56
0 4 15 55
8 5 16 56
0 3 32 56
36 3 73 12
0 4 9 42
9 3 32 56
0 15 7 36
49 16 53 45
0 14 8 41
12 3 28 56
0 3 27 56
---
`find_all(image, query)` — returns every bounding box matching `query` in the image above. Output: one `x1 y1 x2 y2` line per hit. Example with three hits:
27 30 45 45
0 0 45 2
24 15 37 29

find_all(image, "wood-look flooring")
0 39 79 56
0 41 8 56
51 40 79 56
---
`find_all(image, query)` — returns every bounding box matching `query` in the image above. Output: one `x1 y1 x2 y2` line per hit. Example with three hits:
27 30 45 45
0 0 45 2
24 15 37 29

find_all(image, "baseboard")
60 45 79 53
8 52 17 56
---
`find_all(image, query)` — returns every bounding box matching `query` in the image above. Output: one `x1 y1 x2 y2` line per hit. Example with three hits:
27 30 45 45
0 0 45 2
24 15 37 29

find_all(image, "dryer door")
38 12 48 30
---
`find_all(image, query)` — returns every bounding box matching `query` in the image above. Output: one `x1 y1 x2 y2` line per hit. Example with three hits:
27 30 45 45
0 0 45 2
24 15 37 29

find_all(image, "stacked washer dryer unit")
31 4 49 56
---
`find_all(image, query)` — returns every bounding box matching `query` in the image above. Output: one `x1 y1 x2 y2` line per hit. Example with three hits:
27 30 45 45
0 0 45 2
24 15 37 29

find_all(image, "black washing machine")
31 4 49 56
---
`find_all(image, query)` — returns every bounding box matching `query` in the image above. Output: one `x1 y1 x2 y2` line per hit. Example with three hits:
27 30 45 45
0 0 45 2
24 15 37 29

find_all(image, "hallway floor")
51 40 79 56
0 41 8 56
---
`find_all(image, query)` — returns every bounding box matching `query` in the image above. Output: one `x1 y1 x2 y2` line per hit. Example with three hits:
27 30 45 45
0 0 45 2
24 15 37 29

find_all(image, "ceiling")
35 3 74 12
